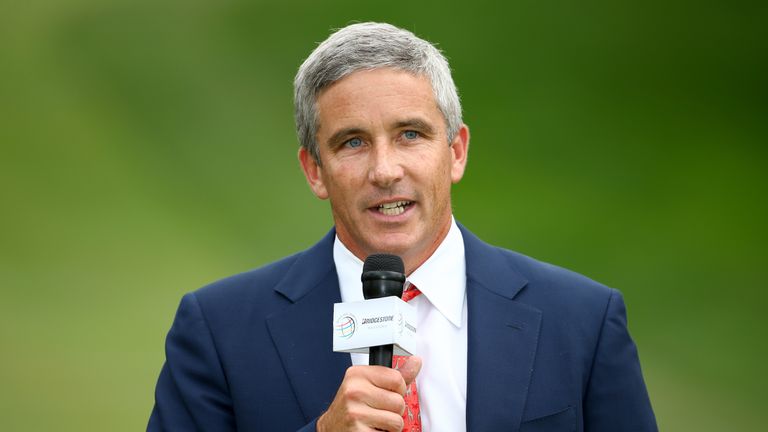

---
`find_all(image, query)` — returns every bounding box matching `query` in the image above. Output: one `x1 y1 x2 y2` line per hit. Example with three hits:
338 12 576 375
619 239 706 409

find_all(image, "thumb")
397 356 422 385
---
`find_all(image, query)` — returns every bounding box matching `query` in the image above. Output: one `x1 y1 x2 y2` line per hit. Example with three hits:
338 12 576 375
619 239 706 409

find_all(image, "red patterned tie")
393 282 422 432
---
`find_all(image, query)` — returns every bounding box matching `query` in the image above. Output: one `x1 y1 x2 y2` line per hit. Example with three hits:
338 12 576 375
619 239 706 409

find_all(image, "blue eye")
346 137 362 148
404 130 419 140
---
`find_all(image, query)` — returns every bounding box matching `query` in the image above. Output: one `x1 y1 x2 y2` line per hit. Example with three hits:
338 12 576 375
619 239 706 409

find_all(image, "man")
149 22 657 431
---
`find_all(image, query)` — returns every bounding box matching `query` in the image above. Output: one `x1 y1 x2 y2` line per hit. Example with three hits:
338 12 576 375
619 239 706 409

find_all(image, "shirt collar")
334 217 466 327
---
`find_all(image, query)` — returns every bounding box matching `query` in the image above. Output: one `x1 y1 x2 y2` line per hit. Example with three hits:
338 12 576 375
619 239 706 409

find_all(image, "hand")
316 356 422 432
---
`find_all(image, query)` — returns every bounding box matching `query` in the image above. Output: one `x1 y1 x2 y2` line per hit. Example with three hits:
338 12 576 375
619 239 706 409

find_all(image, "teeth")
377 201 410 216
380 201 408 209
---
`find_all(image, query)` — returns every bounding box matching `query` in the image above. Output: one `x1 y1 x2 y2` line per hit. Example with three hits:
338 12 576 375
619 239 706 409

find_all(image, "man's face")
299 68 469 272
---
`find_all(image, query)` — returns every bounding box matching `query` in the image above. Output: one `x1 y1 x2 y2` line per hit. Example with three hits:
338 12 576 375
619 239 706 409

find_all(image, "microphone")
332 254 415 361
362 254 406 367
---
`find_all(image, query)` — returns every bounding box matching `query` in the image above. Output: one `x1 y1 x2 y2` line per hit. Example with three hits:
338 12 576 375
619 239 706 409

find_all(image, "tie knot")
401 282 421 303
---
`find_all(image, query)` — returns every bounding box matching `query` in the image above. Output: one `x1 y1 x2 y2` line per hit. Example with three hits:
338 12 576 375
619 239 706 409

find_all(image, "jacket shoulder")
192 251 302 310
497 246 613 301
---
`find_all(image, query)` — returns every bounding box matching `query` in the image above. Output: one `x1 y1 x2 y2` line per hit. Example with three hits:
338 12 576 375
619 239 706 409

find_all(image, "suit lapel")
461 226 542 431
265 230 351 422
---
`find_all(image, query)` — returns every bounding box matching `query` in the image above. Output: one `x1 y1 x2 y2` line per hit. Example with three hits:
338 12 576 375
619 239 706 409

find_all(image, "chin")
367 240 414 257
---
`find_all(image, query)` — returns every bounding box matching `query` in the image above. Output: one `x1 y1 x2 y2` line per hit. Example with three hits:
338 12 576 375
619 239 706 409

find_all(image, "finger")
340 366 406 413
319 366 410 432
357 405 405 432
319 400 403 432
397 356 422 386
365 385 406 415
365 365 407 395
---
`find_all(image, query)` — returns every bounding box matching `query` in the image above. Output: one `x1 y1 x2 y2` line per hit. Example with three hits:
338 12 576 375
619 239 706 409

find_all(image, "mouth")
376 200 413 216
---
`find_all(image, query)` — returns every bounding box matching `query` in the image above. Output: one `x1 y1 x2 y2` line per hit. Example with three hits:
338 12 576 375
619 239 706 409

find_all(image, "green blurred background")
1 0 766 430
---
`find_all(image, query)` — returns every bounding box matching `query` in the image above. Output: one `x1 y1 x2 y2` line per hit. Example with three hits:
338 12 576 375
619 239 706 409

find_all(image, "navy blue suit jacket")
149 225 657 431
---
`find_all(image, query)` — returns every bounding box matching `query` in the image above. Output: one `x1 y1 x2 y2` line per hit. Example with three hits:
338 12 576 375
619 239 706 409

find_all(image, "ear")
449 124 470 183
298 147 329 199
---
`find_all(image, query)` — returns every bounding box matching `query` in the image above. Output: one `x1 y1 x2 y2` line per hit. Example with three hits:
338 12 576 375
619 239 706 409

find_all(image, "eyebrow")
394 118 436 135
327 127 366 147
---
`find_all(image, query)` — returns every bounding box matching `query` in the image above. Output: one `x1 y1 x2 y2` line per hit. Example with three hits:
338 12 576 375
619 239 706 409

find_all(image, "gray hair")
294 22 463 163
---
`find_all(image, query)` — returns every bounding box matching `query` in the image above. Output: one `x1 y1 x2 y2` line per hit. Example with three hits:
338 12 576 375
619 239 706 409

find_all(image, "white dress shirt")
334 217 468 432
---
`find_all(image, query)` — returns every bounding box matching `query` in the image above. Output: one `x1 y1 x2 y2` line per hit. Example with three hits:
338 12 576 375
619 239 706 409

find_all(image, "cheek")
428 167 454 210
322 168 357 203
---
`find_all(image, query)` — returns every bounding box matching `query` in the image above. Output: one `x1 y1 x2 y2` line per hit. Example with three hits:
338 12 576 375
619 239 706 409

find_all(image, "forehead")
315 68 443 137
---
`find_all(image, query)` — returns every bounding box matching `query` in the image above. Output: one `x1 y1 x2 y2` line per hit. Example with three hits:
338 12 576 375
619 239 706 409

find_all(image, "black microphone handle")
361 254 406 369
369 344 393 367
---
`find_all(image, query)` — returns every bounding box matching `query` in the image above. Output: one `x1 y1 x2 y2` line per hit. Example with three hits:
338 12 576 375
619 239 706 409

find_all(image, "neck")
401 218 452 275
338 215 454 276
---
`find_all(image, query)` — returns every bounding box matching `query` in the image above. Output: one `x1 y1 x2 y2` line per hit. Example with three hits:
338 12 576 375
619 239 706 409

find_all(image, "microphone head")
361 254 406 299
363 254 405 274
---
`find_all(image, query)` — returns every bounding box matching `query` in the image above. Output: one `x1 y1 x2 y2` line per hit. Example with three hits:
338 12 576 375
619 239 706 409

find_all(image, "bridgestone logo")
362 315 394 325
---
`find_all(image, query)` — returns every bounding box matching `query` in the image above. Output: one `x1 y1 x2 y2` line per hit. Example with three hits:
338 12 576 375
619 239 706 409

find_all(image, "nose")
368 140 404 188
